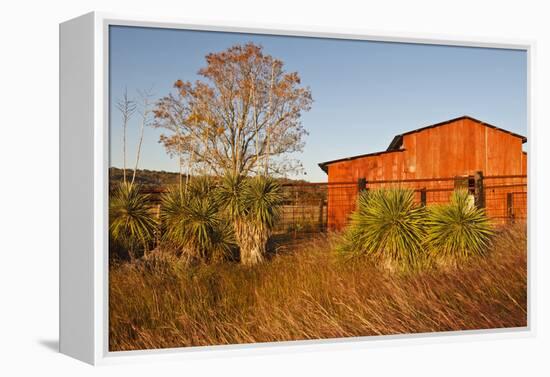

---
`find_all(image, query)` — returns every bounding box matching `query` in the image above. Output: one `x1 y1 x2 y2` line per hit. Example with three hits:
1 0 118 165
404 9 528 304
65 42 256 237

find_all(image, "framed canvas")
59 12 535 365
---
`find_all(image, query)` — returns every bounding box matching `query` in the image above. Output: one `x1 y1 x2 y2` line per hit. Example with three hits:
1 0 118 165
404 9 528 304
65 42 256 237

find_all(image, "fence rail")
133 173 527 238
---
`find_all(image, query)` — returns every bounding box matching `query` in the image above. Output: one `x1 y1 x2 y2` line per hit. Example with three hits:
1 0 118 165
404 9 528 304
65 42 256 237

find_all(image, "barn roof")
386 115 527 151
318 115 527 174
318 150 405 173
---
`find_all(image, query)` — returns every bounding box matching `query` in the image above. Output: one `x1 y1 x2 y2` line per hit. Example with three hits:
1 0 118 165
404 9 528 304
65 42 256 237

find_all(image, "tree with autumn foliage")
153 43 313 180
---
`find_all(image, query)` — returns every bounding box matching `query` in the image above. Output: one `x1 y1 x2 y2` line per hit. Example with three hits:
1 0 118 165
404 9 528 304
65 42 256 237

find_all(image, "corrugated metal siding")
325 118 527 229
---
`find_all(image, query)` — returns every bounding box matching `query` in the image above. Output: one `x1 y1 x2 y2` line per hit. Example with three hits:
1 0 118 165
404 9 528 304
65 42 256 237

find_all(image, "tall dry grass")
109 224 527 351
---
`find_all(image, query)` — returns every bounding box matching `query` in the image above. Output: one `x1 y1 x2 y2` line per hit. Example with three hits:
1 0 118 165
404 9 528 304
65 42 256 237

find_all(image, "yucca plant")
160 177 234 263
241 175 283 264
425 189 493 265
109 182 157 261
338 188 427 271
217 173 282 265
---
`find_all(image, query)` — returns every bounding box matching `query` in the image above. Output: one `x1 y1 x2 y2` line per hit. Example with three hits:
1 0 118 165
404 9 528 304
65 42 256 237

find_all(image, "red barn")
318 116 527 230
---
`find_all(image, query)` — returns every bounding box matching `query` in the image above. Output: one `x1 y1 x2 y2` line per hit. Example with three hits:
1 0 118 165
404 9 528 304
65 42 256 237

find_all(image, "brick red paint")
322 117 527 229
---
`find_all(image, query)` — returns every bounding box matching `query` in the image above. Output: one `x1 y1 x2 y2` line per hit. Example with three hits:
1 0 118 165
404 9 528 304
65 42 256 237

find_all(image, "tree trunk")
235 220 268 265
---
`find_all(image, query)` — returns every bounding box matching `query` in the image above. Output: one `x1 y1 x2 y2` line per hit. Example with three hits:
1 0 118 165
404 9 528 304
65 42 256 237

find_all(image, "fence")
279 173 527 235
138 173 526 238
483 175 527 221
274 182 330 235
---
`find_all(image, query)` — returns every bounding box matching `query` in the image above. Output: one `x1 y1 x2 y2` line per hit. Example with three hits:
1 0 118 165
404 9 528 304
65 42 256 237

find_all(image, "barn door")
454 175 476 207
454 176 475 194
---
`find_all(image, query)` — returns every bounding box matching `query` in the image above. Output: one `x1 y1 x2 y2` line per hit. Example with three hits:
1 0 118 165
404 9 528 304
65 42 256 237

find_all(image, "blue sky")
109 25 527 182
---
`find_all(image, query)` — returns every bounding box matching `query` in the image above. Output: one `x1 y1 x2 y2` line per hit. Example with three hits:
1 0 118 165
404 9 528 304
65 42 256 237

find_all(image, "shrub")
218 173 282 265
338 188 427 271
109 182 157 260
160 177 235 263
425 189 493 264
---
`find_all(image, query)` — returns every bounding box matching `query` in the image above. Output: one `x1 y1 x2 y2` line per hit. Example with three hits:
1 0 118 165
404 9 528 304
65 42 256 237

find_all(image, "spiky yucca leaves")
160 178 235 263
216 173 250 263
218 173 282 265
109 182 157 260
338 188 427 271
425 189 493 265
241 176 283 264
216 173 248 220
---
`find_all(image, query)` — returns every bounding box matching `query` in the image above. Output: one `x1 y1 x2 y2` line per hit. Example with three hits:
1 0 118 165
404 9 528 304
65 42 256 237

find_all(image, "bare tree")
115 89 137 184
157 133 193 190
131 88 154 187
153 43 313 178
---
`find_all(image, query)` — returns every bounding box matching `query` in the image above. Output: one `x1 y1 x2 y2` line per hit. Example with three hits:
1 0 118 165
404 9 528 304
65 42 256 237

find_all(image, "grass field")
109 224 527 351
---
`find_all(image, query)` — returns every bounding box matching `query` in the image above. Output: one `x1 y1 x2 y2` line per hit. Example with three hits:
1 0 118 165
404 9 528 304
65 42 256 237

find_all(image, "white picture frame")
59 11 535 365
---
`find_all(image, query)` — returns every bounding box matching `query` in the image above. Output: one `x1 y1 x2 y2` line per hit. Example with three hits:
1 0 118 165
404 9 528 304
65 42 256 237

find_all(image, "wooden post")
420 188 427 206
507 192 514 224
474 171 485 208
293 190 298 239
318 198 325 232
357 177 367 192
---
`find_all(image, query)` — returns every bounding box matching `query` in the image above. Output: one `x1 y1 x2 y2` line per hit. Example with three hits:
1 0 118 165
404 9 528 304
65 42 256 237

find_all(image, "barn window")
454 176 475 195
468 177 475 195
453 176 476 208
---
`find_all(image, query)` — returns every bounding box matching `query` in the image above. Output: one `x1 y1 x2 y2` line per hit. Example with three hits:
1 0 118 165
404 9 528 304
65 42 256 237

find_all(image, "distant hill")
109 167 181 190
109 168 326 204
109 167 315 190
